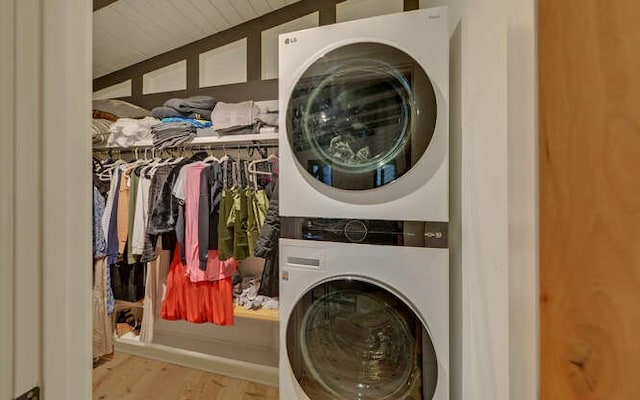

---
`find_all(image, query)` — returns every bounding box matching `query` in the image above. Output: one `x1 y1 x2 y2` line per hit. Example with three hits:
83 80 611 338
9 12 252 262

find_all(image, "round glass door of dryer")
286 279 438 399
286 42 437 191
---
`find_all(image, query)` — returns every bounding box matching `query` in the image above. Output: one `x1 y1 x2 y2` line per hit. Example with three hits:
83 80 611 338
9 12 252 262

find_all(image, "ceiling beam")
93 0 118 12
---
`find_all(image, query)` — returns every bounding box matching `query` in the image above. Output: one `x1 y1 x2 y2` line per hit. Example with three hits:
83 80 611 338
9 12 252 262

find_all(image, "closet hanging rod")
92 142 278 156
92 132 279 152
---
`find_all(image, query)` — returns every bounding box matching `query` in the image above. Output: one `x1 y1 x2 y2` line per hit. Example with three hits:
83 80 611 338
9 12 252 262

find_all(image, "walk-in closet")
90 1 417 398
3 0 543 398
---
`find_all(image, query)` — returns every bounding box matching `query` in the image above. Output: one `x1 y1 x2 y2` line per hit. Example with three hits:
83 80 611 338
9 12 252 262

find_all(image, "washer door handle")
287 256 320 268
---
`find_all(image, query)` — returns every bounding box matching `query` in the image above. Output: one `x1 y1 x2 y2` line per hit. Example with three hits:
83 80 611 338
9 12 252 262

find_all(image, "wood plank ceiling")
93 0 300 78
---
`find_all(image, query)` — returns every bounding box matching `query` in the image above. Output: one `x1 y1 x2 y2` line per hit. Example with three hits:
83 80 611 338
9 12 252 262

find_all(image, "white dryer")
279 7 449 222
279 239 449 399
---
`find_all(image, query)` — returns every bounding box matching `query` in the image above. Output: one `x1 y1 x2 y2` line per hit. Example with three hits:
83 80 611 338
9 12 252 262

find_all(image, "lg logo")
284 37 298 45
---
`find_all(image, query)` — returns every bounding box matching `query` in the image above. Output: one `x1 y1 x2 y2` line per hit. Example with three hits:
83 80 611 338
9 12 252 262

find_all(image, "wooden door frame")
40 1 94 398
0 0 16 397
1 0 93 398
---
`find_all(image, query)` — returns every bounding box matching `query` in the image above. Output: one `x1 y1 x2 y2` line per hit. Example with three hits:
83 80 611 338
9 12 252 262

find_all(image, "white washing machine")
279 239 449 399
278 7 450 399
279 7 449 222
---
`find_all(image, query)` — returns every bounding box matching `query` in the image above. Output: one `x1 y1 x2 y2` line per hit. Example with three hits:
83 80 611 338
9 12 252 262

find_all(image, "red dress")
161 243 234 325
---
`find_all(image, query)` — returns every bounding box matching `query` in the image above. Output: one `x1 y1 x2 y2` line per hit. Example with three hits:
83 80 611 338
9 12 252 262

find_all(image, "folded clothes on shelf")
152 95 217 120
259 111 279 127
161 117 213 128
107 116 158 147
93 99 153 120
216 122 263 136
151 121 196 149
92 118 113 145
211 100 262 132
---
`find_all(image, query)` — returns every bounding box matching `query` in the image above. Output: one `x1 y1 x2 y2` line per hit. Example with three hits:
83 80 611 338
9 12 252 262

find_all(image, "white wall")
199 38 248 87
507 1 537 399
336 0 404 23
93 79 132 100
142 60 186 95
261 12 319 80
419 1 537 399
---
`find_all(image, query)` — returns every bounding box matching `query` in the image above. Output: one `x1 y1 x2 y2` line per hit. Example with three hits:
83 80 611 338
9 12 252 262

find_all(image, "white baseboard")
115 338 279 387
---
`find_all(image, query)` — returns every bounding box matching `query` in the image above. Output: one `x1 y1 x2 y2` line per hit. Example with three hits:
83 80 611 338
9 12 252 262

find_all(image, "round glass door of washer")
286 42 438 191
286 279 438 400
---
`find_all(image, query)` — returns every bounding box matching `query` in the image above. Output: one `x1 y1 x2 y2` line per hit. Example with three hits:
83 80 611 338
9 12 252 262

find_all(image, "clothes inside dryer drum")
287 279 438 399
287 42 438 191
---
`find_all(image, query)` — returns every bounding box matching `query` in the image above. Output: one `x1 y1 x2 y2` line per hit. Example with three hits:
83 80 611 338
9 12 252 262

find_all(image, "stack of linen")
151 120 198 149
92 99 154 147
108 117 158 147
151 96 218 147
210 100 280 135
152 96 217 120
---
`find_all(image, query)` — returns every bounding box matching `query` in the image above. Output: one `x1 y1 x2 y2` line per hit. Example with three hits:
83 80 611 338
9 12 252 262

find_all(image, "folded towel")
92 118 113 145
161 117 213 128
211 101 261 132
151 122 196 149
152 106 183 120
165 95 216 113
152 96 216 120
259 112 279 127
108 117 159 147
216 122 262 136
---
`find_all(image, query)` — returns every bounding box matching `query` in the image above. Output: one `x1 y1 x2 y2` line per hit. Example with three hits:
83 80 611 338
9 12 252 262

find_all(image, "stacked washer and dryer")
278 7 449 399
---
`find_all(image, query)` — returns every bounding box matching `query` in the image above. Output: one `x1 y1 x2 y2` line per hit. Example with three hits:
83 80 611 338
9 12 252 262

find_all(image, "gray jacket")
255 179 279 297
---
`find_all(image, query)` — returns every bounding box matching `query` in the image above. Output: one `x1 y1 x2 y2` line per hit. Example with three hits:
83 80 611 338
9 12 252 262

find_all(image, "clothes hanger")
231 161 238 187
219 144 229 163
140 147 163 177
239 159 248 188
92 157 104 173
97 158 126 181
247 153 277 175
167 147 186 165
203 145 219 163
125 147 150 170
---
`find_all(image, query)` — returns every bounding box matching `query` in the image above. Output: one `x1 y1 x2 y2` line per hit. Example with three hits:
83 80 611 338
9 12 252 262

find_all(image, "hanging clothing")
126 170 140 264
93 186 107 259
255 178 279 298
198 163 223 267
183 163 237 283
218 188 235 261
140 245 171 343
131 171 150 256
110 256 145 303
117 170 129 254
148 153 207 235
233 187 250 261
92 257 114 359
140 165 172 263
161 243 234 325
93 148 279 331
104 168 122 267
246 187 269 257
172 161 203 264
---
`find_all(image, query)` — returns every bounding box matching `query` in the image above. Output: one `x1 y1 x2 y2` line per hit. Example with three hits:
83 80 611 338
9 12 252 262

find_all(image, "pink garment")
184 164 237 283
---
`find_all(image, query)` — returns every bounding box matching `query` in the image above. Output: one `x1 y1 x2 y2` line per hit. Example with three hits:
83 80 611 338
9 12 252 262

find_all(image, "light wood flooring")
93 352 278 400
